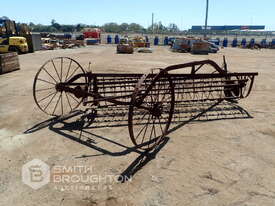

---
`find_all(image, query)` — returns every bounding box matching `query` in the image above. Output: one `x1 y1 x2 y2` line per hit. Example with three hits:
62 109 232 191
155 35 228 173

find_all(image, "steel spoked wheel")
33 57 87 116
128 73 175 151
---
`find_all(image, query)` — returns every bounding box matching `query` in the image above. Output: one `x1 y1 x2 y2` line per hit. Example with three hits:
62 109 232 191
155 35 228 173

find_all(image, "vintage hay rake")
33 57 257 150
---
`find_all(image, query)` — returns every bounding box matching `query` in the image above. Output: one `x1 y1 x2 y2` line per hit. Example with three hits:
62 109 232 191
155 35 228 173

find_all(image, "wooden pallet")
0 52 20 74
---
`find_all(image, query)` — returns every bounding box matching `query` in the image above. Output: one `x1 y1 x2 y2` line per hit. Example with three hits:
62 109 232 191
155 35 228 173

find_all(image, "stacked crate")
0 52 20 74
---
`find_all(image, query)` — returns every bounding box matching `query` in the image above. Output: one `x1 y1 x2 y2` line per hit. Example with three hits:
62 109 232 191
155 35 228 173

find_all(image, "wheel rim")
33 57 87 116
128 73 175 150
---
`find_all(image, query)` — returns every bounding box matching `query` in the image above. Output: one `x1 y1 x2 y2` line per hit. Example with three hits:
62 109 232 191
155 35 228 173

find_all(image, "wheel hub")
151 102 163 117
55 83 64 92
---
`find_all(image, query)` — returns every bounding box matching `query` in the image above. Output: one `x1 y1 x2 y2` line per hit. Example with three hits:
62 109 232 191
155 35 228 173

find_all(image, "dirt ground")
1 45 275 206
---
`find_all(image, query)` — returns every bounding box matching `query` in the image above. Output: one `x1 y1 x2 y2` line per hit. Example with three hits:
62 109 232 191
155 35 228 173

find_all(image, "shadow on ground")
24 100 252 181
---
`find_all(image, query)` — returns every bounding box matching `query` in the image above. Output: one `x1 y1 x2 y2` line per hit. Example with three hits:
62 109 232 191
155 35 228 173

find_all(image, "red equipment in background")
83 28 101 44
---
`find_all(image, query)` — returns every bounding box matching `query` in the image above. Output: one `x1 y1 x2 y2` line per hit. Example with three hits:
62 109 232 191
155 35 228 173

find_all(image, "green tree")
102 22 120 33
148 21 167 33
76 23 85 32
119 23 129 32
168 23 179 33
51 19 61 31
128 23 144 33
60 25 75 32
0 16 9 20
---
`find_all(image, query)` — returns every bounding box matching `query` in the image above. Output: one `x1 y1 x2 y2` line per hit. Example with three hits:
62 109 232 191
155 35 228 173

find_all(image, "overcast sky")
2 0 274 30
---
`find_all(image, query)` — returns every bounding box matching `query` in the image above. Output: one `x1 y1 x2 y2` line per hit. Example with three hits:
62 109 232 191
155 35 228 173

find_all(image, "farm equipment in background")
0 36 28 54
168 37 176 46
117 38 134 54
41 38 85 50
171 37 195 52
171 37 219 54
191 41 210 54
83 28 101 45
131 36 150 48
191 41 219 54
245 43 262 50
208 42 219 53
61 39 85 49
0 19 29 54
0 18 41 53
41 38 59 50
19 23 42 52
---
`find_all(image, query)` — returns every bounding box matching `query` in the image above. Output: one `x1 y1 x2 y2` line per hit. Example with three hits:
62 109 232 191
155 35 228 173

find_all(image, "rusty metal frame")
33 57 258 150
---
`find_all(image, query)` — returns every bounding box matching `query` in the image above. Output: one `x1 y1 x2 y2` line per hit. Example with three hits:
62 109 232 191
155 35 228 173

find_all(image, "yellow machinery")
117 38 134 54
0 36 28 54
131 36 150 48
0 19 33 53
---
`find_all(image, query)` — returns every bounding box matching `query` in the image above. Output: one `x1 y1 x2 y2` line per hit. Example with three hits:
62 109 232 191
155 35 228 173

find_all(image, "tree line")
28 19 181 34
